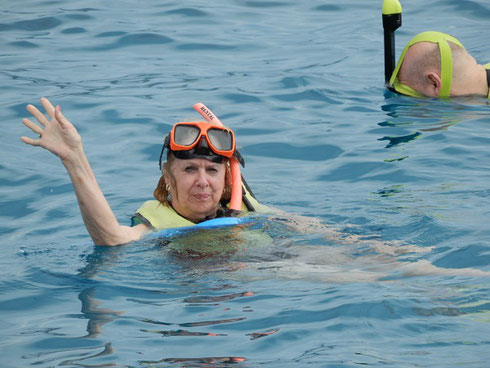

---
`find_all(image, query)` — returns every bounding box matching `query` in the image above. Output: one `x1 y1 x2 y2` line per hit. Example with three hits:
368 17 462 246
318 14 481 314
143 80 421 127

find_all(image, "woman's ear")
426 72 442 97
163 173 171 192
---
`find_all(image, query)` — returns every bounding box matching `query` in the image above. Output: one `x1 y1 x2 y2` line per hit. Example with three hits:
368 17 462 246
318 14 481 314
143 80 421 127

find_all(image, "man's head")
389 31 488 98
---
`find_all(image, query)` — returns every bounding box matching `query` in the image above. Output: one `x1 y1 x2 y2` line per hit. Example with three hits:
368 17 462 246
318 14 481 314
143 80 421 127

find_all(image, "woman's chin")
188 205 218 221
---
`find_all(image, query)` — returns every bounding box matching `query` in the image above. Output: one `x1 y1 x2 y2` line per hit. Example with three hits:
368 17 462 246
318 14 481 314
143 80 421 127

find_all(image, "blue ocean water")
1 0 489 367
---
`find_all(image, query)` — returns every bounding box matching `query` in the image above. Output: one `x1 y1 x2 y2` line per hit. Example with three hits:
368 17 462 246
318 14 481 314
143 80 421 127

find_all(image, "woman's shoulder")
136 200 164 212
133 200 195 230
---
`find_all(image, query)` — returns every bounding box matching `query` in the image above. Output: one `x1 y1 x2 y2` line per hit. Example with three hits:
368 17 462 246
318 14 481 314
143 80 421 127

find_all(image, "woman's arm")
21 97 149 246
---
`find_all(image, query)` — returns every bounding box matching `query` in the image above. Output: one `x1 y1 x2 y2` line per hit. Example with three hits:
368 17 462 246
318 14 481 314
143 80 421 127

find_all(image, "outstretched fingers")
20 136 42 146
22 117 43 135
54 105 69 128
26 103 49 127
41 97 55 118
22 98 56 147
20 117 43 146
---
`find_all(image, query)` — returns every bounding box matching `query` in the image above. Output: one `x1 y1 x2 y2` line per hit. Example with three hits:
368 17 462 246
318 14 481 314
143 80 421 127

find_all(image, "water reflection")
68 230 269 366
17 214 490 367
77 247 126 339
378 131 422 148
139 356 247 367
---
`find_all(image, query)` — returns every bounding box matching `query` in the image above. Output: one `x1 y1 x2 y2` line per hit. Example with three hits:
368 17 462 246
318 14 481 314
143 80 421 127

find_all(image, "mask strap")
486 69 490 98
159 135 170 171
438 40 453 97
389 44 408 87
392 82 425 98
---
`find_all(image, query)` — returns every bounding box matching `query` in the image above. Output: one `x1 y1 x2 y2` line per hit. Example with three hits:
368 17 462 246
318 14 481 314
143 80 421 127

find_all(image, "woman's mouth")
193 193 211 201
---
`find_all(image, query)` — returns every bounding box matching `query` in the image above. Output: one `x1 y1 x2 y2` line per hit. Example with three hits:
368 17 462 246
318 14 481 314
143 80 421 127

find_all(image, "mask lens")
207 128 233 151
174 125 200 146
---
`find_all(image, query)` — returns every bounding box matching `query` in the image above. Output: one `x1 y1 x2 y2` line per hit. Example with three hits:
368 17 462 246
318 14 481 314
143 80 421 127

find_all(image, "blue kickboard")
147 216 257 239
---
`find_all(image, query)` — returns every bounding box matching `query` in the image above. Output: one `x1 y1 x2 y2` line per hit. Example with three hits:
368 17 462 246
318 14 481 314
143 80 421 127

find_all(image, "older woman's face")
167 158 226 222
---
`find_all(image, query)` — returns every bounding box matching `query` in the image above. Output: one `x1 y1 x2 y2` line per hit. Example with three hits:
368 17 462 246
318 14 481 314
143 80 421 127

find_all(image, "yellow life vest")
132 189 271 231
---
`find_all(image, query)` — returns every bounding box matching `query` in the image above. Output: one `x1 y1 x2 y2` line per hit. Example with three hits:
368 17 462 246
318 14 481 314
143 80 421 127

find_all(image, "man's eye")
185 166 197 172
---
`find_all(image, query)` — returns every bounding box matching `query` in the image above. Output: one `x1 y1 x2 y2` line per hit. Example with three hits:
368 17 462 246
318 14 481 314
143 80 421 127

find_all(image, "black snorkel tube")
382 0 402 86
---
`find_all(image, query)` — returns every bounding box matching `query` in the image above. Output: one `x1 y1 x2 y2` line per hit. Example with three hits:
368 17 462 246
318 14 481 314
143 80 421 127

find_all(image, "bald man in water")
390 31 490 98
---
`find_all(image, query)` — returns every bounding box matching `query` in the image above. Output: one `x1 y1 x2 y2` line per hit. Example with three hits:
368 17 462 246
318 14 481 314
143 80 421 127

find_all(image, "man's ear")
426 72 442 97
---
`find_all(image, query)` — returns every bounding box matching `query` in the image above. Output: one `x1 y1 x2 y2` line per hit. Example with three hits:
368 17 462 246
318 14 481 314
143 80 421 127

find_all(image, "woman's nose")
196 168 209 187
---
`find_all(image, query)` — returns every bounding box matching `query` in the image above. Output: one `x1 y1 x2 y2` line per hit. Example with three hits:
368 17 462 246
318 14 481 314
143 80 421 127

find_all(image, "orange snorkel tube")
193 103 243 214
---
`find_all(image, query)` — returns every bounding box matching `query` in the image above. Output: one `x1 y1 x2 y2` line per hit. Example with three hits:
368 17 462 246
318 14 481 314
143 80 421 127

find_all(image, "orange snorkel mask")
169 121 236 158
158 104 245 214
159 120 244 167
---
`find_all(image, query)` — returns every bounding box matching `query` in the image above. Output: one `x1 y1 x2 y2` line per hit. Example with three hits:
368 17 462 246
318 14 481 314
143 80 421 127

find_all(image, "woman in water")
21 98 489 279
21 98 267 246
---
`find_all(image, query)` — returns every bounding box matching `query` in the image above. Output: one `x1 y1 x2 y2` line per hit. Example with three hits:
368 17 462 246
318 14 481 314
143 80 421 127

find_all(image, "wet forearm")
62 146 129 245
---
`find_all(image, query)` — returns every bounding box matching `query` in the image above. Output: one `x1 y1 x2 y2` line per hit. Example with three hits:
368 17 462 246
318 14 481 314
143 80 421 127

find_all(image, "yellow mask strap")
389 31 464 98
484 63 490 99
392 82 425 98
438 39 453 97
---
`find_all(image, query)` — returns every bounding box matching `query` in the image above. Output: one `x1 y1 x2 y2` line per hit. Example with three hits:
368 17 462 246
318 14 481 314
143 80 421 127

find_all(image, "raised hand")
21 97 82 162
20 97 149 245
